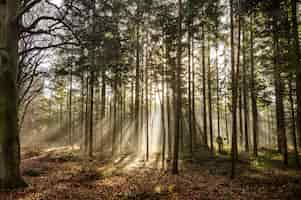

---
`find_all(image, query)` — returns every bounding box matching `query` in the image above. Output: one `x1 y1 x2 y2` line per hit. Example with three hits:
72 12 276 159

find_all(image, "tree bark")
291 0 301 148
289 76 300 167
202 24 208 148
208 41 213 152
242 18 249 152
172 0 182 175
0 0 27 189
272 0 288 164
230 0 238 179
250 12 258 157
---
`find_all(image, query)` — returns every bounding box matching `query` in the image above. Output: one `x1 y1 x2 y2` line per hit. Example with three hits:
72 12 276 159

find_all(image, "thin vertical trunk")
112 78 117 156
239 84 243 147
202 24 208 148
208 41 213 152
161 70 166 169
192 29 196 151
236 11 242 153
135 18 140 149
230 0 238 179
172 0 182 175
272 0 288 164
167 84 172 160
101 69 106 119
225 100 229 144
89 71 94 157
88 0 96 158
81 73 85 148
289 77 299 167
215 18 221 153
69 59 72 147
291 0 301 148
85 75 89 153
188 23 193 156
145 46 149 161
242 18 249 152
250 12 258 157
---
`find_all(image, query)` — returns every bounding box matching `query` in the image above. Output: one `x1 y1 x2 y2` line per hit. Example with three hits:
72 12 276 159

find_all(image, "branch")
19 41 79 56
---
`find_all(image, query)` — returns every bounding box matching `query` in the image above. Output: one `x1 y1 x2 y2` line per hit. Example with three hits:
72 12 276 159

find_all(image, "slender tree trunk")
167 84 172 160
289 77 300 167
161 69 166 169
230 0 238 179
88 0 97 158
225 100 229 144
134 19 140 149
68 59 73 147
242 19 249 152
202 24 208 148
101 68 106 119
215 18 221 153
208 41 214 152
238 86 243 148
272 0 288 165
145 46 149 161
192 29 196 151
89 70 94 157
81 73 85 148
188 18 193 156
85 75 89 153
112 78 117 156
291 0 301 148
250 12 258 157
172 0 182 175
236 11 242 153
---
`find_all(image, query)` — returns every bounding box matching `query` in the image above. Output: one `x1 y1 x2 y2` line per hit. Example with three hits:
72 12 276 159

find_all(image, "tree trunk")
85 75 90 153
242 18 249 152
291 0 301 148
112 77 117 156
236 11 242 153
89 70 94 157
192 29 196 151
202 24 208 148
101 68 106 119
172 0 182 175
134 20 140 149
68 56 73 147
230 0 238 179
145 45 149 161
272 0 288 165
215 16 221 153
208 41 213 152
188 17 193 156
0 0 27 189
250 12 258 157
289 76 300 167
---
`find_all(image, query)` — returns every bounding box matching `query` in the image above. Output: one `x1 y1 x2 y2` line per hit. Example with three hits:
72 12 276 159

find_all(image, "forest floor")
1 146 301 200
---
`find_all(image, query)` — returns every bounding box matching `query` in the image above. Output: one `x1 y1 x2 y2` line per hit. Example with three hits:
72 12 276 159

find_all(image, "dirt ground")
0 147 301 200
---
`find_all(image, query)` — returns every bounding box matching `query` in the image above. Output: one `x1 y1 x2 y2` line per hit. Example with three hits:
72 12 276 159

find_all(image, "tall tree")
242 17 249 152
230 0 238 179
272 0 288 164
0 0 27 188
250 12 258 157
202 23 208 148
291 0 301 148
172 0 182 175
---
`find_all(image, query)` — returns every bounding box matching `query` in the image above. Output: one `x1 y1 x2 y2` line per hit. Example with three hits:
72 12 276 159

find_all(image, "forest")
0 0 301 199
